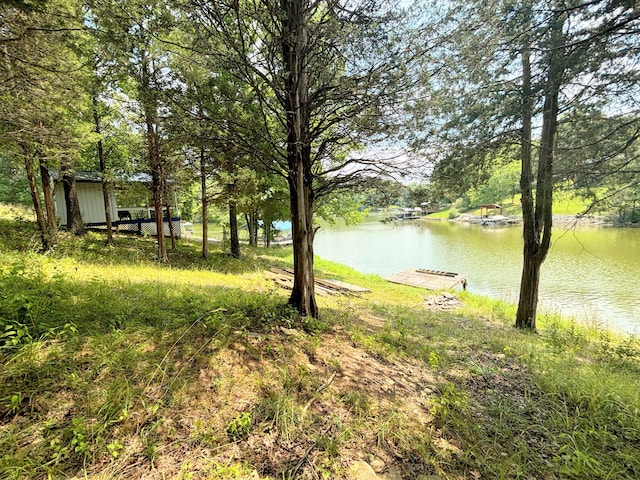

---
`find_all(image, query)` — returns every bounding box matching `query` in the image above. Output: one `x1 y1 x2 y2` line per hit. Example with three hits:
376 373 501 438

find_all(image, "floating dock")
385 269 467 291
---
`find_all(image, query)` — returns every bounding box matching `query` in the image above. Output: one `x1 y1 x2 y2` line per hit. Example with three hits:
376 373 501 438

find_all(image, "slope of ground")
1 216 639 479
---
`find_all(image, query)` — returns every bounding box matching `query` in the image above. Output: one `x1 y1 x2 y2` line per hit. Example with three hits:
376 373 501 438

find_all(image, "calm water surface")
314 218 640 333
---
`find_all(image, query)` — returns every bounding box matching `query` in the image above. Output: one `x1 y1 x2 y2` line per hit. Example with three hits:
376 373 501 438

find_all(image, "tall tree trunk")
23 146 50 251
516 8 564 330
288 169 318 317
282 0 318 318
94 96 114 245
166 202 177 251
151 169 168 262
264 221 272 248
245 213 251 246
253 213 259 247
149 146 167 262
99 154 114 245
39 159 58 248
229 197 240 259
516 35 536 329
245 212 258 247
142 55 168 263
200 147 209 259
60 156 84 235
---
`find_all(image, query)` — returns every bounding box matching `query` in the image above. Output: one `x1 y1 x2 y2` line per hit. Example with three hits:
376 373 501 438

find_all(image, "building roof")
49 169 152 184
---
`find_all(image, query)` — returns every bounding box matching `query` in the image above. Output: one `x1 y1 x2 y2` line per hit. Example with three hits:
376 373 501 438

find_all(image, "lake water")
314 217 640 334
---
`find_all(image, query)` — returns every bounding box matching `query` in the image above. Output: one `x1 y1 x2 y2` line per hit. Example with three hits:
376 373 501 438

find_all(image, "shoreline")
424 213 639 228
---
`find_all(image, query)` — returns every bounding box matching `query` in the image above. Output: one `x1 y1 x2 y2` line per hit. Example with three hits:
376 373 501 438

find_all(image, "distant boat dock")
385 268 468 291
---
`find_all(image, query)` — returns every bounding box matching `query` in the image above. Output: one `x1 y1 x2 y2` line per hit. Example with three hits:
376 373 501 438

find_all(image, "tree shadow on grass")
0 266 307 479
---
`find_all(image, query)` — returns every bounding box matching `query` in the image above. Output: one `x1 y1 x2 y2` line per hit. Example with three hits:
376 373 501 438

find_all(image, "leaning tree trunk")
515 9 564 330
39 159 58 248
282 0 318 318
23 146 50 251
61 156 84 235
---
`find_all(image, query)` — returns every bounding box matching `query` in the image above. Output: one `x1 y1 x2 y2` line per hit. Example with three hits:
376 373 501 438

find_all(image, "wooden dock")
267 267 370 296
385 268 467 291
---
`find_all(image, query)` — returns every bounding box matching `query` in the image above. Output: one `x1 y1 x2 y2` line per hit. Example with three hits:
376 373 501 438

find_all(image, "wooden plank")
268 267 370 294
318 278 370 293
416 268 458 278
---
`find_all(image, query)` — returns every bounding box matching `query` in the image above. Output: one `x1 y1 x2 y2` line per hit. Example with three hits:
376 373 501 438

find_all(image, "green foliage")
362 178 404 209
403 183 437 208
2 392 22 414
180 195 195 222
467 160 520 208
451 197 469 212
316 191 369 226
257 391 301 441
69 417 89 455
595 332 640 371
227 411 252 441
106 439 124 458
427 351 440 369
543 317 589 354
340 391 371 418
430 382 467 426
0 263 47 351
0 164 31 206
556 109 640 222
553 188 593 215
300 315 330 334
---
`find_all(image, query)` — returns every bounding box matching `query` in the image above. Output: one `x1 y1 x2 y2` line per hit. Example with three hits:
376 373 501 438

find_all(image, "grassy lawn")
182 222 230 241
1 207 639 479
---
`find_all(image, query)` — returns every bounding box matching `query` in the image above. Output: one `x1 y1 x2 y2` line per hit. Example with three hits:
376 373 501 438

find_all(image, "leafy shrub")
227 411 252 441
452 196 469 211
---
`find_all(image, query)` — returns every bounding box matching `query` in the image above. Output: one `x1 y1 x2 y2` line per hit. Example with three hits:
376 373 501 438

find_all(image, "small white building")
52 170 180 237
53 171 117 226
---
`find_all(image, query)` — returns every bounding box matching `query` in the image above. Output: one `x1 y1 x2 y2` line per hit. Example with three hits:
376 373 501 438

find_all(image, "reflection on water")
314 217 640 333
